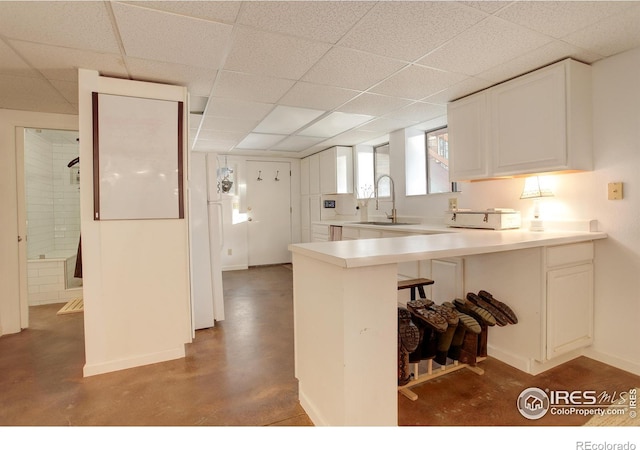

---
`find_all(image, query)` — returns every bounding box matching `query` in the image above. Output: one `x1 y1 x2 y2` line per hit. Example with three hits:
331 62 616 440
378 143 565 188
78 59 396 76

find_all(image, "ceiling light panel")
278 81 361 111
270 136 326 152
298 112 374 138
253 105 326 135
235 133 286 150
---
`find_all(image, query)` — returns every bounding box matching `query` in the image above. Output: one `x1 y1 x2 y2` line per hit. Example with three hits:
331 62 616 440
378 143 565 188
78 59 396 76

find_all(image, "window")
355 143 390 199
405 126 458 196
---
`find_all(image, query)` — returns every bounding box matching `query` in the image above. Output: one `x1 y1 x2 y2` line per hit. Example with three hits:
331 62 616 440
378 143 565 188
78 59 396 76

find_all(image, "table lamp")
520 176 554 231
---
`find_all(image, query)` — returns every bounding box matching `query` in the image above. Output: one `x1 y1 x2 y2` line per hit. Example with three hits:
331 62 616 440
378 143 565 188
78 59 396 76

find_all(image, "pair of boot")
398 306 420 386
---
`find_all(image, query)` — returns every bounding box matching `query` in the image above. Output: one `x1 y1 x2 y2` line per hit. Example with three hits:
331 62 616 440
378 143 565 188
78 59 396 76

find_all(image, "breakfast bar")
289 228 607 426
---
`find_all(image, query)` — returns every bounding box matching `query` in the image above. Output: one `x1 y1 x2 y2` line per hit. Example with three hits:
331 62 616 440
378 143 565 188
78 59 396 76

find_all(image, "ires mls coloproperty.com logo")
517 387 637 420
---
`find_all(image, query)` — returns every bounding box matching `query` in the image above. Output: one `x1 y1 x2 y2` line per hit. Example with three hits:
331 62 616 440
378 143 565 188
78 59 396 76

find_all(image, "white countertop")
290 227 607 268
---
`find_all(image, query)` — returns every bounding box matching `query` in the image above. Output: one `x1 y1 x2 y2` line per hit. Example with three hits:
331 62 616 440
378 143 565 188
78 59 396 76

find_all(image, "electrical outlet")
448 197 458 211
227 248 232 256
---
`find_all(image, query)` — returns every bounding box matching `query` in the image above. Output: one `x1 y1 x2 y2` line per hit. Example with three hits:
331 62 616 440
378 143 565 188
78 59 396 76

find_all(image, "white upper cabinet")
308 152 320 195
448 59 592 181
300 157 310 196
448 91 490 180
319 146 354 194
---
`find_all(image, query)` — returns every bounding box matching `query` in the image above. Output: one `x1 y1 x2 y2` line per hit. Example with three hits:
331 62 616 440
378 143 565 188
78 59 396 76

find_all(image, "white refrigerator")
189 152 224 330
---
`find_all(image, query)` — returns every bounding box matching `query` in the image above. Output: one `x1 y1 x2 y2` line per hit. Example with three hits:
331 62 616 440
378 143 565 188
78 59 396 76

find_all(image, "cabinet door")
309 153 320 195
448 91 489 181
546 263 593 360
319 148 336 194
309 194 321 224
431 258 464 304
300 157 310 196
319 146 353 194
491 64 567 176
301 195 310 242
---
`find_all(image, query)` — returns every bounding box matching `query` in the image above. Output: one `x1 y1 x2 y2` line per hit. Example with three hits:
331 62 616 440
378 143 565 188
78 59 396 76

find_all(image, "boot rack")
397 278 486 402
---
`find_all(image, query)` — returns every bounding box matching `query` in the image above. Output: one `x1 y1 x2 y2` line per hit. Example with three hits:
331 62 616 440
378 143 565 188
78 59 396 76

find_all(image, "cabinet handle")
17 236 23 242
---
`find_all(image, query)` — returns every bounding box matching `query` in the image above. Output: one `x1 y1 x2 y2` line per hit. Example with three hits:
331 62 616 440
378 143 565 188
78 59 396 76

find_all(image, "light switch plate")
608 182 623 200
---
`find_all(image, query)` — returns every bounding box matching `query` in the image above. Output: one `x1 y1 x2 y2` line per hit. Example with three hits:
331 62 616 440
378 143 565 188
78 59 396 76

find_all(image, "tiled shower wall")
25 130 54 259
25 129 80 259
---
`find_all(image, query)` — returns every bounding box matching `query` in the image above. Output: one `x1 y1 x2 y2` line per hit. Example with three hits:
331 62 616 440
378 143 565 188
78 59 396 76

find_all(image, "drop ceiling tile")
124 1 242 23
370 65 467 100
0 73 67 102
112 2 232 69
189 113 203 130
321 129 386 147
0 40 41 78
384 102 446 123
339 1 488 62
478 41 604 84
278 81 360 111
562 5 640 57
422 76 493 104
302 47 407 91
212 71 295 104
193 133 244 152
496 1 634 39
126 57 215 96
298 111 374 138
0 2 120 53
10 40 127 82
235 133 286 150
461 1 510 15
271 136 326 152
337 93 413 117
205 97 274 122
253 105 326 135
49 79 78 104
417 16 554 76
237 1 374 44
198 117 258 135
190 97 208 114
356 117 418 134
224 26 331 80
0 74 75 114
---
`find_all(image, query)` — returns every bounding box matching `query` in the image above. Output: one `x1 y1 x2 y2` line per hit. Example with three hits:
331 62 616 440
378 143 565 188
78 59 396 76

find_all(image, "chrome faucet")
375 174 397 223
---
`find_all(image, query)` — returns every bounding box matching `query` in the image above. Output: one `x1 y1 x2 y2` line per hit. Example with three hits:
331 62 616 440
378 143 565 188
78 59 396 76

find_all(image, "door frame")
246 159 293 266
0 109 77 336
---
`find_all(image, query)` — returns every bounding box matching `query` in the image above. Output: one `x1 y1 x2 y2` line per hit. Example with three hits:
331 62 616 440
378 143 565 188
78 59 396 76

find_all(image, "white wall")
387 48 640 375
79 70 192 376
24 130 55 259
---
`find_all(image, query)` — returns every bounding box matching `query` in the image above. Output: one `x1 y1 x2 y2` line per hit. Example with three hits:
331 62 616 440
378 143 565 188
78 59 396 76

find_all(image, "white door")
246 161 291 266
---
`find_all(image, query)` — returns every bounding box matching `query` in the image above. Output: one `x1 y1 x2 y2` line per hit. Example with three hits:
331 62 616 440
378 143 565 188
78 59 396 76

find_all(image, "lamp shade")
520 176 554 199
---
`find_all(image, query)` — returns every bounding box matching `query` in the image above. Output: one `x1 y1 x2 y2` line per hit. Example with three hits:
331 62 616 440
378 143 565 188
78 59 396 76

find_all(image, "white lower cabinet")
311 224 330 242
545 244 594 360
464 241 595 374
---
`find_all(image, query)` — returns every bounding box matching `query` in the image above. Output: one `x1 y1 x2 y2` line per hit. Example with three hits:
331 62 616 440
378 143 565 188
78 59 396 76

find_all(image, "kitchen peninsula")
289 227 607 426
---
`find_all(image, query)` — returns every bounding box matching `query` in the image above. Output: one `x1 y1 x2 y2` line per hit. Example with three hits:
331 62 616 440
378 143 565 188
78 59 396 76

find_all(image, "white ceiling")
1 1 640 158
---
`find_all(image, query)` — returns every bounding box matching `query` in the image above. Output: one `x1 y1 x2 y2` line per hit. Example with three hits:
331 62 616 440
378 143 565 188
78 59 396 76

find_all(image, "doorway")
21 128 82 312
246 160 292 266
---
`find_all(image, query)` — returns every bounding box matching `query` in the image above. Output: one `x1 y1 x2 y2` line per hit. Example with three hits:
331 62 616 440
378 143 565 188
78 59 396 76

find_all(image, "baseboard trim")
83 346 185 377
583 348 640 376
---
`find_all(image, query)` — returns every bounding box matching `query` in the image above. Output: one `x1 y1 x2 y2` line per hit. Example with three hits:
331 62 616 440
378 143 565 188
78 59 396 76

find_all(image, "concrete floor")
1 264 639 429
